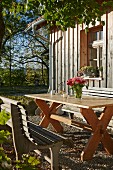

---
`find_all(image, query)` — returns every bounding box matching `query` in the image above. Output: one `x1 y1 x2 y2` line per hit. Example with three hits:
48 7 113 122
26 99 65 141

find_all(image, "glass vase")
74 87 82 99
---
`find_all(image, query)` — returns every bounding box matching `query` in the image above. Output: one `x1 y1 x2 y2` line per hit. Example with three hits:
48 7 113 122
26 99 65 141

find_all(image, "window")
80 25 103 78
88 28 103 70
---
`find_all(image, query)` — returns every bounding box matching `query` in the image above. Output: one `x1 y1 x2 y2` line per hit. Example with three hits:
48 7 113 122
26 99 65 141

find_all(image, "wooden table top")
25 93 113 109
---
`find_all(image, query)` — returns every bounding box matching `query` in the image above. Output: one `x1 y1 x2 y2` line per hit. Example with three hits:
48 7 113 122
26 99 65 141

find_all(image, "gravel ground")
28 115 113 170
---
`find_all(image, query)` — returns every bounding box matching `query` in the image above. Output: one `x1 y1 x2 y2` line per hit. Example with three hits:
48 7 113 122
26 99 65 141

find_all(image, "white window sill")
84 77 103 80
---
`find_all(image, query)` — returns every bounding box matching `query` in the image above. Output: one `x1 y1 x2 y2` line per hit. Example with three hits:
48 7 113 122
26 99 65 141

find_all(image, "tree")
1 0 113 61
1 0 113 56
0 0 40 56
38 0 113 31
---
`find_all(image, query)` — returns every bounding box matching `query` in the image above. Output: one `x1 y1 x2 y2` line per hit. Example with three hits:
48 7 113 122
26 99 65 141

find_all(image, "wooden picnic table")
25 93 113 161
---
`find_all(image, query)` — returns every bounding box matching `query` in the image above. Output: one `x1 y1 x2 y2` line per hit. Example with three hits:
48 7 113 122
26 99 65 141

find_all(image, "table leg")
100 106 113 154
80 106 113 161
35 99 63 133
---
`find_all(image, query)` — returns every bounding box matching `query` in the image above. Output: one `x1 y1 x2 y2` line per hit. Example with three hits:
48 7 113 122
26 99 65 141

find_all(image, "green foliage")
0 110 41 170
16 154 40 170
0 110 10 125
0 110 12 169
37 0 113 30
0 130 10 145
0 67 48 86
0 147 12 170
0 110 11 145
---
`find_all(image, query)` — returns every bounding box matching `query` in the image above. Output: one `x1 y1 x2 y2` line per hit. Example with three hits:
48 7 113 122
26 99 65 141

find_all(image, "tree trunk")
0 4 5 55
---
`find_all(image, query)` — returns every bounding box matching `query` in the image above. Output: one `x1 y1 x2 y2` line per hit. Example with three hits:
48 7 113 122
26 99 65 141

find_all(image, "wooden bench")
61 87 113 132
0 96 70 170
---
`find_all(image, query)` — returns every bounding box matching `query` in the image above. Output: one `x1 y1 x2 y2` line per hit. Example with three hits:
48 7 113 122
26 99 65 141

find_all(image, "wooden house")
26 10 113 94
49 11 113 93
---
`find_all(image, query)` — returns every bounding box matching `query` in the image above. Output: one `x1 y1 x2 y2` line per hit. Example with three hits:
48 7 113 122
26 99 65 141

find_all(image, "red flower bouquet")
67 76 88 98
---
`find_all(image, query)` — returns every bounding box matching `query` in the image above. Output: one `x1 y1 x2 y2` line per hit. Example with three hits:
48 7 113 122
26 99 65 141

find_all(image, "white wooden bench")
61 87 113 132
0 96 71 170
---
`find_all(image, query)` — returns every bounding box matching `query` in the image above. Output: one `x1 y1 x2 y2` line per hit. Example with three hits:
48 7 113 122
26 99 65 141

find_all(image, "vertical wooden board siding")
61 31 65 92
69 28 73 79
49 33 54 89
57 30 62 91
49 32 53 90
107 11 113 87
80 30 88 67
55 31 58 92
68 28 70 79
64 31 67 92
67 28 74 94
101 14 107 88
77 24 82 71
73 25 79 76
52 31 56 90
89 80 94 87
65 28 69 93
94 80 100 87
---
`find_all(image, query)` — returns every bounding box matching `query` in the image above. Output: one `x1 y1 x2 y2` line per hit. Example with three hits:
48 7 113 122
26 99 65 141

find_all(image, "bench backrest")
83 87 113 98
0 96 64 149
0 96 67 170
83 87 113 132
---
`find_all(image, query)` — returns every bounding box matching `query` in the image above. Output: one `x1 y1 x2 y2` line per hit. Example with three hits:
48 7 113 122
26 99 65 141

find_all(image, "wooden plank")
49 31 53 90
65 29 69 93
26 93 113 109
0 96 20 105
57 30 62 91
101 13 107 87
55 31 58 92
62 108 85 120
73 25 78 76
89 80 94 87
77 24 82 70
80 30 88 67
70 28 74 79
61 31 65 92
50 114 92 131
108 11 113 87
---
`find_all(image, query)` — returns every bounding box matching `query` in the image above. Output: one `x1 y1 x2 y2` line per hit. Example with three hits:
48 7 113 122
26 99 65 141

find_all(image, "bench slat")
28 121 63 142
0 96 21 105
1 103 11 113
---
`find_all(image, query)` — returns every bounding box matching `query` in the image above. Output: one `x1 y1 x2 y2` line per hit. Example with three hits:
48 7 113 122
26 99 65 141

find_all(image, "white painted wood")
101 13 107 88
55 31 58 92
94 80 100 87
49 12 113 94
77 24 82 71
65 28 69 93
49 33 53 91
57 30 62 91
69 28 74 79
73 25 78 76
61 31 65 92
107 11 113 87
